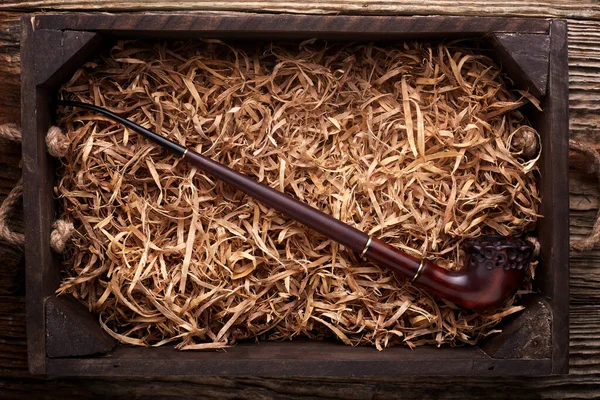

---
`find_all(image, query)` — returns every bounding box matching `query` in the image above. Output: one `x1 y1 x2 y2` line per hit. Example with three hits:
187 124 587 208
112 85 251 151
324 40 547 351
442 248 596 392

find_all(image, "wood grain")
1 1 600 19
0 5 599 398
31 13 551 36
0 13 23 298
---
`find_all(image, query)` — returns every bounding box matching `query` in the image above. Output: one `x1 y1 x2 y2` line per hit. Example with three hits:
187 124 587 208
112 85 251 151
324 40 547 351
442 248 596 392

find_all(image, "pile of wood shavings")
56 39 542 350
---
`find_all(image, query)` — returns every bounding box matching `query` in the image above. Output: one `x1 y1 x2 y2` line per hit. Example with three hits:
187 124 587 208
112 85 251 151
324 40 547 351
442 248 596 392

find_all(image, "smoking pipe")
56 100 534 313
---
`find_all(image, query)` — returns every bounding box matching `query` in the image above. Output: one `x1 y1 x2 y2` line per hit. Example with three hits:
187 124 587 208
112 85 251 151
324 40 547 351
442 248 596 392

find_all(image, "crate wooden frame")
21 13 569 377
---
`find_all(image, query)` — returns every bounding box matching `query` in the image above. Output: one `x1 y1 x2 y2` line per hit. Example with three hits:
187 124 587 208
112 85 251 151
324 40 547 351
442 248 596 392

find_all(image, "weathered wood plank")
0 13 23 296
30 13 551 36
0 296 27 378
567 20 600 145
1 1 600 20
0 13 19 125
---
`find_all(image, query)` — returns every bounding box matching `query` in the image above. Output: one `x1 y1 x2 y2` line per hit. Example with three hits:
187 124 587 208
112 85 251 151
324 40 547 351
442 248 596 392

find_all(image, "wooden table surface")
0 2 598 399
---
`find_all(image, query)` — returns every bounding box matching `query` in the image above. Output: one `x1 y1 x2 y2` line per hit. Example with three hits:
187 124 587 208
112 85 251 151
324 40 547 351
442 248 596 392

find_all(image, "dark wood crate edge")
21 13 569 377
44 342 553 377
546 19 570 375
20 19 112 375
21 17 53 376
45 359 553 378
31 13 552 36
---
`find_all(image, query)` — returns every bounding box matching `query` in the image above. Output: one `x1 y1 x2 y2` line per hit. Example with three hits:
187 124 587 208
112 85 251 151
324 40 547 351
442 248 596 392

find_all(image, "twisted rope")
570 139 600 251
0 123 22 143
50 219 75 253
0 123 73 251
0 178 24 246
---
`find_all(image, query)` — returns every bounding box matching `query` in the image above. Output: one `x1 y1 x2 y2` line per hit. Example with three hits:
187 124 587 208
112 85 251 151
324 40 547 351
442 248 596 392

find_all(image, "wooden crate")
21 13 569 377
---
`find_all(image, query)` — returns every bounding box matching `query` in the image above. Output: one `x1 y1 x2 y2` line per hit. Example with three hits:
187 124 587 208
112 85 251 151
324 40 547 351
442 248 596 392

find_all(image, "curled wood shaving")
56 39 541 350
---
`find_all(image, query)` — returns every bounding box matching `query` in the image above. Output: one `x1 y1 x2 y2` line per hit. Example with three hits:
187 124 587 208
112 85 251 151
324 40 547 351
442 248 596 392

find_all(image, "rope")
46 126 70 158
511 126 539 160
0 178 24 246
0 123 22 143
569 139 600 251
50 220 75 253
0 123 72 251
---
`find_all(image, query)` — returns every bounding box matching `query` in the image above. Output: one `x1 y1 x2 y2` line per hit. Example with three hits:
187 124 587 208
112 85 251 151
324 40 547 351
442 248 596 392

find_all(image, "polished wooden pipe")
57 100 534 313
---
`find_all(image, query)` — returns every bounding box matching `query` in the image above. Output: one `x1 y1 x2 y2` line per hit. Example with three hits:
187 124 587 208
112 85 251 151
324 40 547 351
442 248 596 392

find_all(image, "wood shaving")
56 39 541 350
